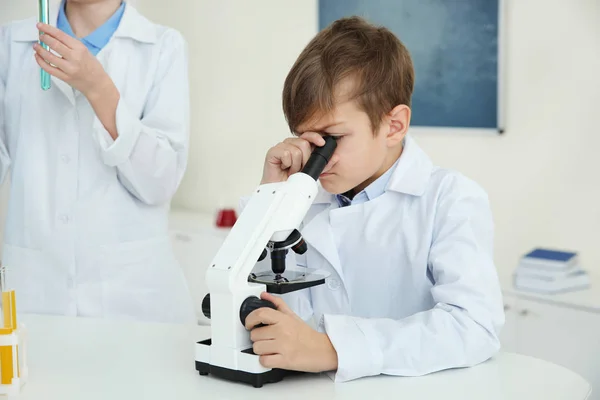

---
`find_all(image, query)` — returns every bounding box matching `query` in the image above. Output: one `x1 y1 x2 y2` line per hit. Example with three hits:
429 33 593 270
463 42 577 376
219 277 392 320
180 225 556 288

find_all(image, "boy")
244 16 504 382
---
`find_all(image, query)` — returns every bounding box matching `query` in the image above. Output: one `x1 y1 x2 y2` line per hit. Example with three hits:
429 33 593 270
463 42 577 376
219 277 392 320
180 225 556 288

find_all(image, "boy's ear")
386 104 411 146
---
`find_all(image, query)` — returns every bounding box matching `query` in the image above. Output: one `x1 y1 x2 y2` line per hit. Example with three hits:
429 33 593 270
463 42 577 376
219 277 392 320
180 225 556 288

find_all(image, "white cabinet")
501 293 600 399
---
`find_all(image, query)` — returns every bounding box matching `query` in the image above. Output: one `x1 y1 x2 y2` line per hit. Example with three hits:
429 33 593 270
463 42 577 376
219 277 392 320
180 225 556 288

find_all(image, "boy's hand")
245 292 338 373
261 132 326 184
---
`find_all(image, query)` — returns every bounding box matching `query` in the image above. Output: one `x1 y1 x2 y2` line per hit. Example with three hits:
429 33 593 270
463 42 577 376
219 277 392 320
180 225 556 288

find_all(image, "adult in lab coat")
0 1 195 323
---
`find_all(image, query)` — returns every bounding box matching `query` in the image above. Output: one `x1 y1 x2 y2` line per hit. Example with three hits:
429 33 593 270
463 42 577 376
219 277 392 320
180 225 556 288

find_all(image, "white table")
12 314 591 400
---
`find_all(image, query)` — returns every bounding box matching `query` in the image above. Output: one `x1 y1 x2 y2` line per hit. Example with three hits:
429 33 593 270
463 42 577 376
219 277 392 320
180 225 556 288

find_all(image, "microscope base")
195 360 286 388
195 339 291 388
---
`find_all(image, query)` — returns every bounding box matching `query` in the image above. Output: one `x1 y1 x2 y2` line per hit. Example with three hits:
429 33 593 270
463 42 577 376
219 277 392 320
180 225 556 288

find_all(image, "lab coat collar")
112 3 158 44
10 2 157 44
385 135 433 197
311 134 433 205
82 1 126 49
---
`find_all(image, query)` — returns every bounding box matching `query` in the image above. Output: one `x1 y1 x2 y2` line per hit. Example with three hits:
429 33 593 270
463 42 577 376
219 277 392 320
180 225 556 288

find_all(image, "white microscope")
195 136 337 388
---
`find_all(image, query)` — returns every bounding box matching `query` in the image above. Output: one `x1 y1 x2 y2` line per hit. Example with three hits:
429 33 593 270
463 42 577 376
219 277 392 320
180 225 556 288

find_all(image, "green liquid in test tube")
38 0 51 90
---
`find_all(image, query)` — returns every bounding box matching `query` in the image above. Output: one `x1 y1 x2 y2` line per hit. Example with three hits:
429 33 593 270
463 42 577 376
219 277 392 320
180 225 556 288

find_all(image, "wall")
2 0 599 277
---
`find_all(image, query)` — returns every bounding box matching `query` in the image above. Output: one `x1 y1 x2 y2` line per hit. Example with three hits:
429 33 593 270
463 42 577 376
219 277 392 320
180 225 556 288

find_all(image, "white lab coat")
279 135 505 382
0 3 196 324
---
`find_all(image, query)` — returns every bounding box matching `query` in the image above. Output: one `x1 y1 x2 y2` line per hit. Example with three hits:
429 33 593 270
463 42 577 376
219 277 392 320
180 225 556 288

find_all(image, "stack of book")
514 248 590 294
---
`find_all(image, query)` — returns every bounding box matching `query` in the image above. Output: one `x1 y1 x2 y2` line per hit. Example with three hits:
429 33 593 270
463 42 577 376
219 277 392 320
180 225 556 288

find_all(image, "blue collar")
57 0 126 55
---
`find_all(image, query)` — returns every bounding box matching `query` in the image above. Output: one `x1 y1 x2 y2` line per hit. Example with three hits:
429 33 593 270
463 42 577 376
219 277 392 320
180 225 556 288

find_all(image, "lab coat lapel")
302 193 345 282
50 76 76 105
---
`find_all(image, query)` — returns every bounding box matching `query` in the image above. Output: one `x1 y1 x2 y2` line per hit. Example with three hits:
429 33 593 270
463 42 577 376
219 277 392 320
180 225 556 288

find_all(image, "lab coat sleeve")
0 26 11 185
323 176 505 382
94 29 190 206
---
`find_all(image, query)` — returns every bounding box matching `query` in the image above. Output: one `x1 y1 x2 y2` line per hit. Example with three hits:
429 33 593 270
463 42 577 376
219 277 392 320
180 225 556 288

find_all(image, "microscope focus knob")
202 293 211 319
239 296 277 327
292 238 307 255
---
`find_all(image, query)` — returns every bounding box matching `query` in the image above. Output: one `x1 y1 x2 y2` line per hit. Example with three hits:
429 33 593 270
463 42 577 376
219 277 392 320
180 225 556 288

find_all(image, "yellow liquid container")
0 289 17 384
0 266 27 394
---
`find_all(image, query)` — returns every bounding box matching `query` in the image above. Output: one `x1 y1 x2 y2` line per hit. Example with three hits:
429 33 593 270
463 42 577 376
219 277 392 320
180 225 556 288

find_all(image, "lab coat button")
327 278 341 290
61 155 71 163
59 214 70 223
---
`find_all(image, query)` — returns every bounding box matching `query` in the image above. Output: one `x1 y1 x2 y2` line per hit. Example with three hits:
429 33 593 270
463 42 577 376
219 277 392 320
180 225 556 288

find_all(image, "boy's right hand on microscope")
261 132 326 184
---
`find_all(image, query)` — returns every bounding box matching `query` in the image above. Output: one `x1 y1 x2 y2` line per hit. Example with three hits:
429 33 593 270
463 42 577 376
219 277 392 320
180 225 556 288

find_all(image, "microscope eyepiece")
300 135 337 180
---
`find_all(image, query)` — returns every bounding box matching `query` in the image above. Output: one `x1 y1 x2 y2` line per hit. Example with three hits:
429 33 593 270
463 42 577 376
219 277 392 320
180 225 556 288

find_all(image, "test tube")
38 0 51 91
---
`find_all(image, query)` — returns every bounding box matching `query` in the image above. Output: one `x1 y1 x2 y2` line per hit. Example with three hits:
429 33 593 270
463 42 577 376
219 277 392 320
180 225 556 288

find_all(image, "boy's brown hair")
283 16 415 134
